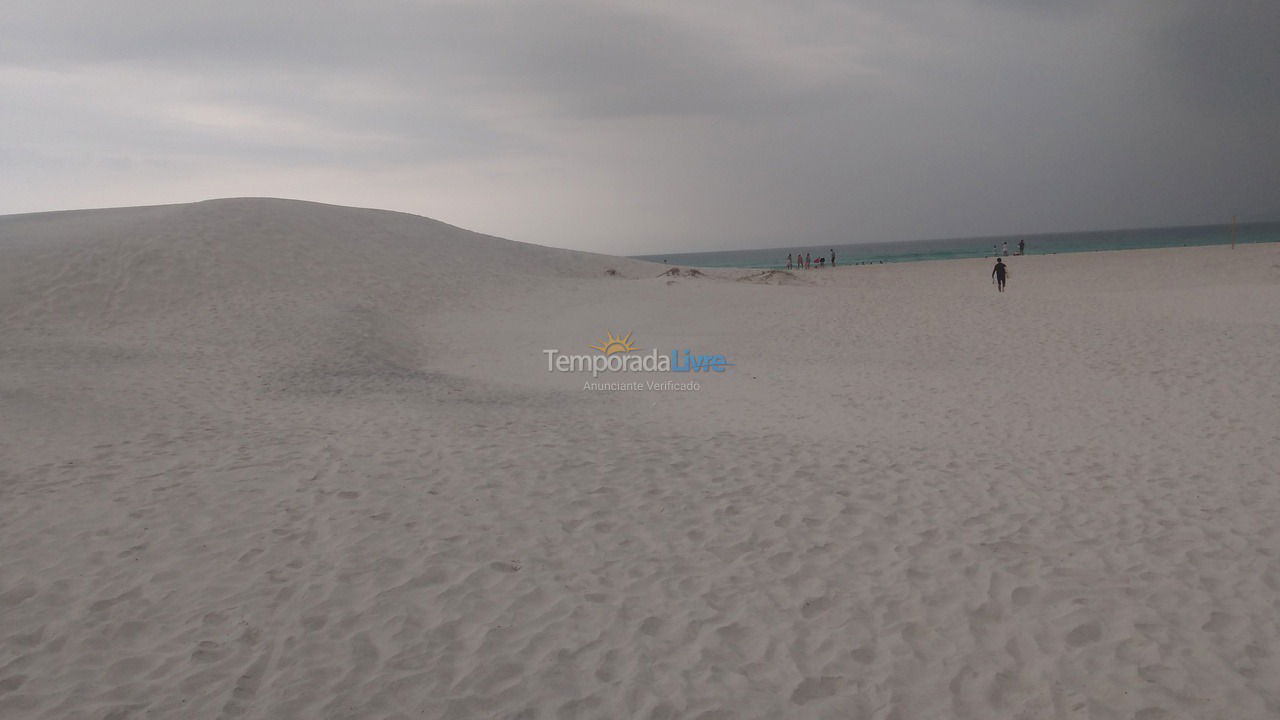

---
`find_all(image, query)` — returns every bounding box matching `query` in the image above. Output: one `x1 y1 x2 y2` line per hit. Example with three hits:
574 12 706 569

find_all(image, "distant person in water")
992 257 1008 292
830 249 836 266
1002 241 1009 256
1018 239 1025 255
787 253 793 269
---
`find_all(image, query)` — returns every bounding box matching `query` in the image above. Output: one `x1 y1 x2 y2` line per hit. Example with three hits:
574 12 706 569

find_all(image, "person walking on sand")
1018 238 1025 256
992 257 1008 292
1002 241 1008 256
805 252 811 269
787 253 793 269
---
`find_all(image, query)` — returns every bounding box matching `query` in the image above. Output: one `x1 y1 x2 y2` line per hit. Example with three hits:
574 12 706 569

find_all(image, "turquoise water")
633 222 1280 268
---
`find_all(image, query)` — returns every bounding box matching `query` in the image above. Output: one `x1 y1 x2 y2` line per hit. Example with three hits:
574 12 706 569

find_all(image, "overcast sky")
3 1 1277 254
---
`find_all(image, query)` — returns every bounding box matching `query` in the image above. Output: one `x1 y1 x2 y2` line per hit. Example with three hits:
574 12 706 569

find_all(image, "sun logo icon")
590 331 638 355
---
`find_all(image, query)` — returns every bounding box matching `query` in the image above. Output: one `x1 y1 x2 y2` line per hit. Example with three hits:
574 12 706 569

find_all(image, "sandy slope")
2 199 1279 719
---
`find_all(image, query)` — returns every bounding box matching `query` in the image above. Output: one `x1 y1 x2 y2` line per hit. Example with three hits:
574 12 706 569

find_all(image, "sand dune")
2 199 1279 719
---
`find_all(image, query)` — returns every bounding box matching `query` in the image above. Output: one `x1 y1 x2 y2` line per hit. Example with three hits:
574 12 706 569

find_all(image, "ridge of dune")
0 198 653 328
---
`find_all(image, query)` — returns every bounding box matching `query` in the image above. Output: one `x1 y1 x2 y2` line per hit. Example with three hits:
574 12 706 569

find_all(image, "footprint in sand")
1066 621 1102 647
1202 612 1233 633
639 617 662 636
851 646 876 664
594 649 619 682
1010 586 1036 607
0 675 28 693
191 641 224 663
801 596 834 619
791 676 841 705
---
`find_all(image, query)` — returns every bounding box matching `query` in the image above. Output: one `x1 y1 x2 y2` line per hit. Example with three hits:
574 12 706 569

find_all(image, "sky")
2 0 1277 255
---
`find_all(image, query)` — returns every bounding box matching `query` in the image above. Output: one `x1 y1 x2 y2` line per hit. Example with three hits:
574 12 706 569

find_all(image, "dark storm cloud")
2 1 832 116
2 0 1277 252
1155 0 1280 126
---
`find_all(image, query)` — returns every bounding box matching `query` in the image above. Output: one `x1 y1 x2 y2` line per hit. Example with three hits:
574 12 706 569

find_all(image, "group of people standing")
786 249 836 270
993 239 1027 257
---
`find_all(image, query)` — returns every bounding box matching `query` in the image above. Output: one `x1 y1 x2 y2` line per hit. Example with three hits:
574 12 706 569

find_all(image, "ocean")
633 222 1280 268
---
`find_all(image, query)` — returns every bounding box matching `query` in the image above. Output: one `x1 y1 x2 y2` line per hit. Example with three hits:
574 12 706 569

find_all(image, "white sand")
2 198 1278 719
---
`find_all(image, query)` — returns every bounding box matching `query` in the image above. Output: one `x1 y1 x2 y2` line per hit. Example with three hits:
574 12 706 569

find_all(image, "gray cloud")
1156 1 1280 125
1 0 1276 253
